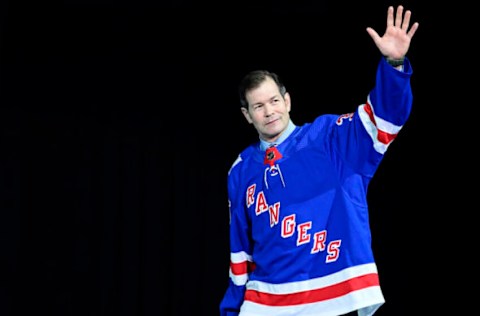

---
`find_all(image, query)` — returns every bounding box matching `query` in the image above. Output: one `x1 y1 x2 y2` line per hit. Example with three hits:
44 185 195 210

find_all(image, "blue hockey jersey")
220 57 413 316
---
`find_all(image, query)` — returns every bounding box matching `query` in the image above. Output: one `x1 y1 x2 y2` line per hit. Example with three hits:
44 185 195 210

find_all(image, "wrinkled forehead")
246 77 281 104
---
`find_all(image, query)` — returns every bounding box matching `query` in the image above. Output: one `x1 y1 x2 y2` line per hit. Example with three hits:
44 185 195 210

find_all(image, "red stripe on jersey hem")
244 273 380 306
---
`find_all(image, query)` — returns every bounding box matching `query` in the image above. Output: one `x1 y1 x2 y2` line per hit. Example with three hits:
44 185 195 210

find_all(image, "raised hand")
366 5 419 60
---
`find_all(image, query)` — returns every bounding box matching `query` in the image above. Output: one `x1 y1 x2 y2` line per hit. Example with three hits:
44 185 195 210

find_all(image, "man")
220 5 419 316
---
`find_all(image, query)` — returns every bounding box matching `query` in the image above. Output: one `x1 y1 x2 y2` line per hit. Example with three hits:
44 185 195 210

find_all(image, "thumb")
366 27 381 43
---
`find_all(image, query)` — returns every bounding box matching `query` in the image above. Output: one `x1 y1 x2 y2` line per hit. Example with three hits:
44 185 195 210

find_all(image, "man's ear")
241 107 253 124
284 92 291 112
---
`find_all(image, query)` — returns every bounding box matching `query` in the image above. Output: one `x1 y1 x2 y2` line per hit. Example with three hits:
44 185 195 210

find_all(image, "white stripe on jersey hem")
239 286 384 316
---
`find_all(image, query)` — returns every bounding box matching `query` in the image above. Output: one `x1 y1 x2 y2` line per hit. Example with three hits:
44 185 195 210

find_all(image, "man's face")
241 77 291 143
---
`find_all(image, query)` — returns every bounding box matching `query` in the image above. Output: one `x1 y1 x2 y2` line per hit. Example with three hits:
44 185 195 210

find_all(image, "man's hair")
238 70 287 108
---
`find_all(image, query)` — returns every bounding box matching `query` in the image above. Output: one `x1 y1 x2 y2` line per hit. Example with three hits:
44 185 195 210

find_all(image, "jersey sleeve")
219 155 255 316
333 57 413 177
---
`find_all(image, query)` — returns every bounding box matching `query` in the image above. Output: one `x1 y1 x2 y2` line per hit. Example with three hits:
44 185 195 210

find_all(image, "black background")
0 1 466 315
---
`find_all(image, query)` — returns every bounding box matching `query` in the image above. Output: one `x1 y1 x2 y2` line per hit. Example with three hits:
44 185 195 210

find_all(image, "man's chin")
263 131 282 142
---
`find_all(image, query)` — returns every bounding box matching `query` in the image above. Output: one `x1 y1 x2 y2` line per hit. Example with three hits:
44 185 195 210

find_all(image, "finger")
366 27 381 43
386 6 394 28
402 10 412 31
407 22 419 38
395 5 404 27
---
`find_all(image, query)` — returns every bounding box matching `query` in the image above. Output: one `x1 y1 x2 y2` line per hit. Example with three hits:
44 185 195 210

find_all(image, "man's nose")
264 103 274 116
